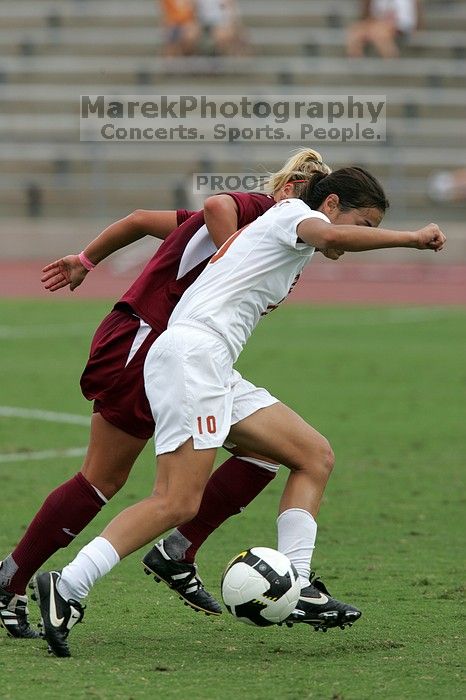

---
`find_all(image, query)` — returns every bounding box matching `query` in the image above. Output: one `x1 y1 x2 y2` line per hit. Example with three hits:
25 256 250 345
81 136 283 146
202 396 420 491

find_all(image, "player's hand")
317 247 345 260
413 224 446 251
41 255 88 292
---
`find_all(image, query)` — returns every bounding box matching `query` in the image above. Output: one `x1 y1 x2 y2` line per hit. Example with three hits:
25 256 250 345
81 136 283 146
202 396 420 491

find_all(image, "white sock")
57 536 120 601
277 508 317 588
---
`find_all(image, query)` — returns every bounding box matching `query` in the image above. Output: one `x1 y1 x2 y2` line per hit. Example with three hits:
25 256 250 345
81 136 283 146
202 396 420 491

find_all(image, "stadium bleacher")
1 0 465 250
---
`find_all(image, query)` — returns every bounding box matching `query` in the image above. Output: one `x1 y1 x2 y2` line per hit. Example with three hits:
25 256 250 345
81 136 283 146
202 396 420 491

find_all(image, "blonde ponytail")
266 148 332 196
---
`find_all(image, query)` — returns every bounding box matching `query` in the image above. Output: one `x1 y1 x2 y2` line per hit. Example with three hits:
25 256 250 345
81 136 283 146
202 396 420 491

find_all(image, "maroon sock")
178 456 277 563
6 472 105 594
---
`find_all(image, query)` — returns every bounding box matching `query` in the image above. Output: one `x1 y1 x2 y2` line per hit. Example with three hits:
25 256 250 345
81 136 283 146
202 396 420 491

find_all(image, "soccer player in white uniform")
33 167 446 657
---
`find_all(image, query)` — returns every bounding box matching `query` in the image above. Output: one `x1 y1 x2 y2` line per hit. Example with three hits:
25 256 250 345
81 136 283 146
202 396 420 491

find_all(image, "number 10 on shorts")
196 415 217 434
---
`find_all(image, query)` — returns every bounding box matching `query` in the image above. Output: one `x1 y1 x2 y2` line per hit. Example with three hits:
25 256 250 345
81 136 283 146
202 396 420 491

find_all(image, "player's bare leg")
228 402 334 518
143 447 279 616
1 413 146 640
99 440 216 556
144 403 360 630
33 439 216 656
228 403 361 631
81 413 148 499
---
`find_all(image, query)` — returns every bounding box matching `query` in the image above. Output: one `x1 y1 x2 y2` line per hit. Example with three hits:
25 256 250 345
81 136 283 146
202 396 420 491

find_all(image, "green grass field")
0 299 465 700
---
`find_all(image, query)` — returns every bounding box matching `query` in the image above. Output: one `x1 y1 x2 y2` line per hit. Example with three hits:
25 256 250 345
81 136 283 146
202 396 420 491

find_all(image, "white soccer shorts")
144 322 278 455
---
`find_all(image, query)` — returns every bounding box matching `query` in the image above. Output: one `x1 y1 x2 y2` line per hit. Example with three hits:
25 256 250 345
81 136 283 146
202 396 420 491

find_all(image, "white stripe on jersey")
176 225 217 280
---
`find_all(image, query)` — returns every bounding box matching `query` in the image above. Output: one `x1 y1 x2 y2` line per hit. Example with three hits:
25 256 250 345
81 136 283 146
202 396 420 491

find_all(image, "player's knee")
321 438 335 477
156 493 202 525
175 501 201 525
301 435 334 480
80 470 126 500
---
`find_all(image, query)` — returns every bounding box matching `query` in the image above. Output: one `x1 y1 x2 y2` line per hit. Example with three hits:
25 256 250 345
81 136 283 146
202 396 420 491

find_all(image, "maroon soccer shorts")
80 308 159 439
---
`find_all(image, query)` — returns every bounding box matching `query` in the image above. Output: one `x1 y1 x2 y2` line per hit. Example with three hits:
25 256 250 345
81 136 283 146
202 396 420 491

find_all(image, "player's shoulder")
274 197 310 210
228 191 275 217
273 198 330 223
247 191 275 207
271 198 312 219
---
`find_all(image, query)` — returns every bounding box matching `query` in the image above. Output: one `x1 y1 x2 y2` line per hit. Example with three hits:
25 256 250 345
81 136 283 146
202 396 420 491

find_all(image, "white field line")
0 322 96 339
0 447 87 464
0 406 89 464
0 406 90 426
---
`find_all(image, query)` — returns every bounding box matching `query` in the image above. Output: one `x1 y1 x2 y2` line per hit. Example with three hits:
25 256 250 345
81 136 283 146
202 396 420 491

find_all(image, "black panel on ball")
242 550 294 598
234 600 274 627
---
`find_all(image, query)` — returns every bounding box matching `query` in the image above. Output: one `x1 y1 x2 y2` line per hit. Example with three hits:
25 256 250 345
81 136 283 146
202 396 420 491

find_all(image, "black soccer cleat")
32 571 85 657
283 572 362 632
0 585 40 639
142 540 222 616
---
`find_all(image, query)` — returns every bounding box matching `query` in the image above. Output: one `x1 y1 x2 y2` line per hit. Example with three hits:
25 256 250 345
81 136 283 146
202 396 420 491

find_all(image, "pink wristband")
78 251 96 271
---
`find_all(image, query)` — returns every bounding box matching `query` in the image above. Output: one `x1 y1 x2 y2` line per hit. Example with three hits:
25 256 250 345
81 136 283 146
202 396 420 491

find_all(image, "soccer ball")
221 547 301 627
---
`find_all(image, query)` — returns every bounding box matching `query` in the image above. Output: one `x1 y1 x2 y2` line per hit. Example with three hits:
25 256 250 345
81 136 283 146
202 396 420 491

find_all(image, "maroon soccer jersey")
117 192 274 331
82 192 275 438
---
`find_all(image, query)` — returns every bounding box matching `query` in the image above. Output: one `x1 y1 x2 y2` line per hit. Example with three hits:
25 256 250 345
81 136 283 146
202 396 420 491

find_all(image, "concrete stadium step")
4 71 465 91
2 0 466 32
1 142 464 172
2 27 466 59
2 54 465 84
2 82 464 121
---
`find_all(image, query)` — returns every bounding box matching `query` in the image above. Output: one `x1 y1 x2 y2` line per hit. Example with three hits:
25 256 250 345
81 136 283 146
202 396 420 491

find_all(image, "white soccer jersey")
169 198 329 361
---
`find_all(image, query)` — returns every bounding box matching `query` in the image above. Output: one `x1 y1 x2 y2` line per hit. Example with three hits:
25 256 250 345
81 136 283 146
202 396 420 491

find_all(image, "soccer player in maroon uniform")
0 150 333 638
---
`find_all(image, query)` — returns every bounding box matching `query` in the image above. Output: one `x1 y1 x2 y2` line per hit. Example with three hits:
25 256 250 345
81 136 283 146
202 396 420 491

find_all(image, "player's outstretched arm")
41 209 178 292
297 219 446 253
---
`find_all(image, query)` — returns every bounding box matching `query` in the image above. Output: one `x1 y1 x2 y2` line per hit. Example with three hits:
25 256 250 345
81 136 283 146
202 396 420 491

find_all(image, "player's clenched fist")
319 247 345 260
414 223 446 251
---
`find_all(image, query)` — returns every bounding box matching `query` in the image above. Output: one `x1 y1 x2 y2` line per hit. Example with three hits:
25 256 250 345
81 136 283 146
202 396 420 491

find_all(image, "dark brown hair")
300 166 389 213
